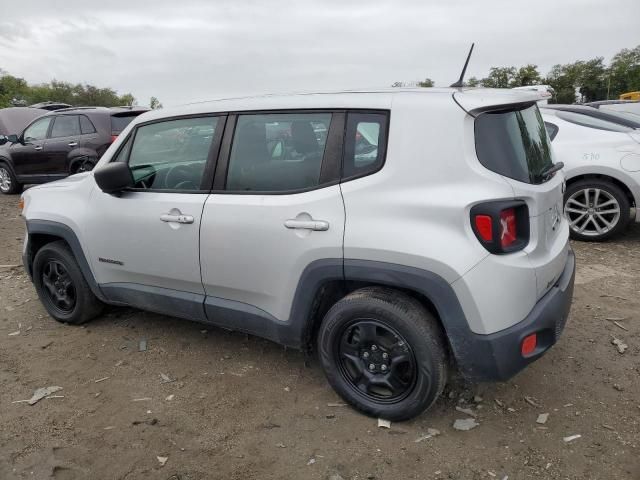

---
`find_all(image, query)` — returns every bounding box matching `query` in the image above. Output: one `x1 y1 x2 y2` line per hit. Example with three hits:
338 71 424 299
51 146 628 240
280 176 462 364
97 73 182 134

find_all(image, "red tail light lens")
499 208 517 248
470 200 529 254
521 333 537 356
474 215 493 242
110 135 118 143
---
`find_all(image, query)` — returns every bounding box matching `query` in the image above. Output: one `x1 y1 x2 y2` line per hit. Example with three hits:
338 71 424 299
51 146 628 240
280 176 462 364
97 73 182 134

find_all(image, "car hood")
28 172 93 191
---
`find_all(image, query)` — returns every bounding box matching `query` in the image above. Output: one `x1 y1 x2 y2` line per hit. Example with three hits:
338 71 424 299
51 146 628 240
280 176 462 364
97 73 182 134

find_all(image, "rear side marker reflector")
521 333 537 356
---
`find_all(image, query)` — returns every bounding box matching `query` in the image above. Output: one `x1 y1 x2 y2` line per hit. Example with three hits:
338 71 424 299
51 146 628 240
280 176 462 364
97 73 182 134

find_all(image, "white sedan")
541 107 640 241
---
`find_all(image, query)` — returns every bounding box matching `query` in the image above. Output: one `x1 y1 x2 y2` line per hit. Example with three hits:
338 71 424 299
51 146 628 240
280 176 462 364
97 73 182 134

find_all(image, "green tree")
149 96 163 109
511 64 542 87
545 58 607 103
465 76 481 87
418 78 434 87
480 67 517 88
608 45 640 98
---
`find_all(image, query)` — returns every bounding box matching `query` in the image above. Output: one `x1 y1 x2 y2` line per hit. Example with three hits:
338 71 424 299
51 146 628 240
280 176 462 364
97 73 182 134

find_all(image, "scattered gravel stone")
536 413 549 424
563 434 581 443
415 428 441 442
455 406 477 417
611 338 628 354
453 418 479 431
377 418 391 429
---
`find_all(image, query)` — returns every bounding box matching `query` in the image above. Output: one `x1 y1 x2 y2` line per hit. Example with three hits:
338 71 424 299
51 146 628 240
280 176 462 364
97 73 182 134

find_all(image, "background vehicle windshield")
555 111 634 133
475 104 554 184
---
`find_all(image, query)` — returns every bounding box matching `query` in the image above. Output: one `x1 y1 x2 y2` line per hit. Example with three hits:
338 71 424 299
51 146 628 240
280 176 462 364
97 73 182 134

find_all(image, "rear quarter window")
475 104 554 185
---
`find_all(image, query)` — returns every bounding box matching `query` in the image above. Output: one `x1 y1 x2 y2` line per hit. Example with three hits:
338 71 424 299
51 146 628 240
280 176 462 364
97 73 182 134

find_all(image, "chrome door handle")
34 146 43 151
284 219 329 231
160 213 194 224
68 142 78 147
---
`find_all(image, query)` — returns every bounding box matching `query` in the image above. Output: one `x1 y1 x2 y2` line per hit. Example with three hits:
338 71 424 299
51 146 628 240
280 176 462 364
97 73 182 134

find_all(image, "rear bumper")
456 249 575 382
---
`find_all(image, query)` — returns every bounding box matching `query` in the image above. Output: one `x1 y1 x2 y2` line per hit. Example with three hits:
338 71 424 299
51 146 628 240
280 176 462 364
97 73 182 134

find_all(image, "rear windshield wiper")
539 162 564 181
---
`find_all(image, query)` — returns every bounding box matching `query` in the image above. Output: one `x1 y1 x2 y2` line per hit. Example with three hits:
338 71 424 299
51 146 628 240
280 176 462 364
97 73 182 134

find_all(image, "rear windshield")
111 113 142 134
475 104 554 184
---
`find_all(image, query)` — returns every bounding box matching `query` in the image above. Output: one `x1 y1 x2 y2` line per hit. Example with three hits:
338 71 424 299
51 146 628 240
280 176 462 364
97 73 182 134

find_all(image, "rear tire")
0 163 23 195
564 179 630 242
32 241 103 324
317 287 448 421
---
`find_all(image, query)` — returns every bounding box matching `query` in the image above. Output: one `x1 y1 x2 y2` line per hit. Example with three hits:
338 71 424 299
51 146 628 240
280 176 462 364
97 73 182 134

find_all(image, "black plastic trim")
101 283 207 322
24 220 107 302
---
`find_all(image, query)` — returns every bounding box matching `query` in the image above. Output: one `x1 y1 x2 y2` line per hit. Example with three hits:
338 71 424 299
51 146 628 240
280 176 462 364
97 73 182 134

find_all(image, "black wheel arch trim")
24 219 107 302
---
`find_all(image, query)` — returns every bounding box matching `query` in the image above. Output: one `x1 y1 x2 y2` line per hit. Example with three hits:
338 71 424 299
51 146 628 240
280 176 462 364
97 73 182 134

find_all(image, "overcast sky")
1 0 638 107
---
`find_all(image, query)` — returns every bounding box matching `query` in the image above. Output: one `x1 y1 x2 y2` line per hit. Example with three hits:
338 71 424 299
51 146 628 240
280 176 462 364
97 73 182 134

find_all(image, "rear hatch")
457 90 569 300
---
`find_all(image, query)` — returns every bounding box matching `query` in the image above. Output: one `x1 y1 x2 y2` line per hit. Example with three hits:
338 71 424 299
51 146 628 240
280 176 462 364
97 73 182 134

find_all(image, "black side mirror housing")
6 134 19 144
94 162 134 194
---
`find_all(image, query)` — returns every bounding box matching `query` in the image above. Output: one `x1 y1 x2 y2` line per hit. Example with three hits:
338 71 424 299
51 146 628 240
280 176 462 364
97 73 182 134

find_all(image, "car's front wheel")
32 241 104 324
317 287 448 421
0 163 23 195
564 179 630 242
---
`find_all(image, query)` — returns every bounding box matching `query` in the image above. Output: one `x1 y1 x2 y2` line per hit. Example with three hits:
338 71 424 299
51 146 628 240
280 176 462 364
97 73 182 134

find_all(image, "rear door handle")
160 213 194 224
68 142 78 147
34 146 43 151
284 219 329 231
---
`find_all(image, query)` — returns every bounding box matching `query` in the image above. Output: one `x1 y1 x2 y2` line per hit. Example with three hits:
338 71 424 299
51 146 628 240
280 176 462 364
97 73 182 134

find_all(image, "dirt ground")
0 193 638 480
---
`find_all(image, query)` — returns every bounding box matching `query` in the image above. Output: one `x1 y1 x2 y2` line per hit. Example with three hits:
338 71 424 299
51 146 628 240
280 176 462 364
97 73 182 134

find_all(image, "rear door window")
226 113 332 192
50 115 81 138
80 115 96 134
475 105 554 184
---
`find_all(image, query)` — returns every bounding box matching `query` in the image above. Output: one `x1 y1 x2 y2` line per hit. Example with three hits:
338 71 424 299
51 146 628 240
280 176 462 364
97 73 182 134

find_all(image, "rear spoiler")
453 89 541 118
455 99 539 118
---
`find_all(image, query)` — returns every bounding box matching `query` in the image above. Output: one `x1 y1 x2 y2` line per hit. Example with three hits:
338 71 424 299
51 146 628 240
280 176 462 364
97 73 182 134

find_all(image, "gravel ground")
0 192 638 480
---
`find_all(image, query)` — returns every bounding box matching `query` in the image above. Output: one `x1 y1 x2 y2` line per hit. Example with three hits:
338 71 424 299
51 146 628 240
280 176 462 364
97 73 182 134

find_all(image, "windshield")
555 110 634 133
475 104 554 184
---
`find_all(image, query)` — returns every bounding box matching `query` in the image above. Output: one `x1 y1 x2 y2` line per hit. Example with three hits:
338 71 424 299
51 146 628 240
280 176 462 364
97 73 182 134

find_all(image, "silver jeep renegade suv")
21 88 575 420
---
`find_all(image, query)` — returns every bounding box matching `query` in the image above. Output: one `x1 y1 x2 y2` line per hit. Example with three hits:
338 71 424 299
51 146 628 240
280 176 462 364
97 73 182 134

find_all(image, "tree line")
0 68 162 109
394 44 640 104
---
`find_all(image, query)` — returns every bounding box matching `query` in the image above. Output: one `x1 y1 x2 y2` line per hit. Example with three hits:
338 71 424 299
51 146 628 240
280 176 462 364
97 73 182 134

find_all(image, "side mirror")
94 162 134 194
6 134 19 144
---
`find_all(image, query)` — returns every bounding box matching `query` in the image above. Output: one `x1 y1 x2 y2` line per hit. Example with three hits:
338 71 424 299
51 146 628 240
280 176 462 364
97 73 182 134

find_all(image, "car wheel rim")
335 319 417 404
41 260 76 314
565 188 620 237
0 167 11 192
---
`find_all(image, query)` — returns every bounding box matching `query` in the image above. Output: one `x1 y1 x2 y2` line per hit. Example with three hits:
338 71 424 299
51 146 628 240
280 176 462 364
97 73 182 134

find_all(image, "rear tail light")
471 200 529 254
110 134 118 143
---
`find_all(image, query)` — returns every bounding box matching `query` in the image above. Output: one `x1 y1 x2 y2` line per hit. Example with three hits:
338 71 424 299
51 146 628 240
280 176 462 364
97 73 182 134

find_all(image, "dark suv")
0 106 148 194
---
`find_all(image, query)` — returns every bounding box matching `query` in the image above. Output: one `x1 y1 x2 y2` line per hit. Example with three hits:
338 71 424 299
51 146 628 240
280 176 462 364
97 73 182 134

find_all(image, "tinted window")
555 110 633 133
227 113 331 192
80 115 96 134
126 116 219 191
475 105 554 184
544 122 559 141
111 114 141 134
23 117 52 141
343 112 388 179
51 115 80 138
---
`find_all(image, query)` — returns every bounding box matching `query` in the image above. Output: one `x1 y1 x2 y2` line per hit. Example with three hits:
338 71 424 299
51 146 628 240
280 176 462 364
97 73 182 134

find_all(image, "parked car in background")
0 107 44 137
542 104 640 129
29 101 73 111
620 91 640 101
585 100 640 117
0 106 148 194
20 88 574 421
541 107 640 241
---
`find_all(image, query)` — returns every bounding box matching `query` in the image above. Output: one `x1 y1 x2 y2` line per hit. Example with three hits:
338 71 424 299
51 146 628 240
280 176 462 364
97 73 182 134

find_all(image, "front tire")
317 287 447 421
564 179 630 242
0 163 23 195
33 241 103 324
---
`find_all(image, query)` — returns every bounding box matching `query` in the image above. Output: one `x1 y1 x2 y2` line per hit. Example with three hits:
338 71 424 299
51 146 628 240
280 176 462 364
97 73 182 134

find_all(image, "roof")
138 87 541 122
